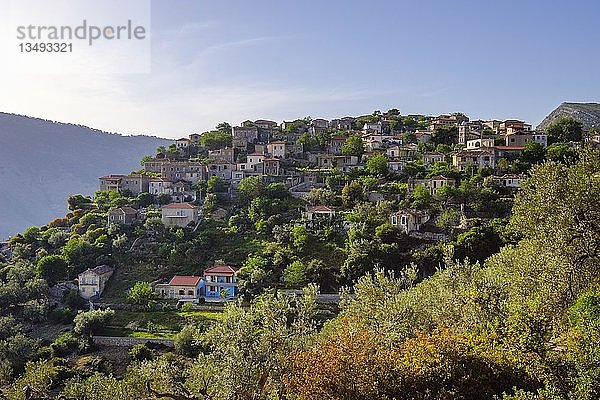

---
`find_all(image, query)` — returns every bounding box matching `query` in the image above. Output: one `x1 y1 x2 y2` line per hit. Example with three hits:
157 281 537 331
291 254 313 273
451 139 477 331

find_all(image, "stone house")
330 117 355 130
155 276 204 300
362 122 382 134
161 203 200 228
264 158 283 176
389 210 430 234
422 152 445 166
208 147 235 163
232 126 259 148
176 138 190 149
107 207 139 226
452 149 496 171
327 135 346 155
408 176 455 195
267 141 287 159
304 205 336 220
78 265 114 300
490 174 524 188
207 162 235 181
99 174 149 195
188 133 201 146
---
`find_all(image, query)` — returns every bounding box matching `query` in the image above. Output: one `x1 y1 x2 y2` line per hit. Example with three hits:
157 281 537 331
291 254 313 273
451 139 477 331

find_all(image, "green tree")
200 130 233 149
546 117 583 142
545 142 578 164
61 237 98 275
73 308 115 337
216 122 232 134
67 194 93 211
412 185 432 209
21 226 41 244
520 141 546 165
284 261 308 288
432 126 458 146
126 282 158 309
342 134 365 157
36 255 70 285
140 155 154 167
366 154 389 176
237 176 265 205
342 181 364 206
207 176 228 193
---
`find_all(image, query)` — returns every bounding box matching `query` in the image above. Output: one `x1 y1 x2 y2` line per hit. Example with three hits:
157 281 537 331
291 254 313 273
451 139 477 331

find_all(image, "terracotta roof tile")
169 276 202 286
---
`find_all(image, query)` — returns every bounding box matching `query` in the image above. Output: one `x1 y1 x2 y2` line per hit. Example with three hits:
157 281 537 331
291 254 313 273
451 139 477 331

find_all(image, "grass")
98 309 223 338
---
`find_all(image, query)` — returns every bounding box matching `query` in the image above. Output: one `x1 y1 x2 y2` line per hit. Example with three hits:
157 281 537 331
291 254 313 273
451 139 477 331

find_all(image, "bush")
48 307 77 324
174 325 198 357
129 344 153 362
73 308 115 337
50 333 84 357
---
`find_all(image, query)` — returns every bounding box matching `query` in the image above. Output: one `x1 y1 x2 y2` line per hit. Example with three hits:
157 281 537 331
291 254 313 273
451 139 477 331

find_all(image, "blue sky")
1 0 599 138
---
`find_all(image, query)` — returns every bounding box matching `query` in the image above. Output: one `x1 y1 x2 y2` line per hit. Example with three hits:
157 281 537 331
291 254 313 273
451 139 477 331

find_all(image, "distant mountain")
537 102 600 131
0 113 171 240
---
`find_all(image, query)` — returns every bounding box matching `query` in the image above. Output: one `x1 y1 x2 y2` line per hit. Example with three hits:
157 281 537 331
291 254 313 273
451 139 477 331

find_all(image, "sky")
0 0 599 139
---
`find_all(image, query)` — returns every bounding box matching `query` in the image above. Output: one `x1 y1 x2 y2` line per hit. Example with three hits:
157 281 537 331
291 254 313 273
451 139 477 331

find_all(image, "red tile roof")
204 265 237 276
169 276 202 286
162 202 197 209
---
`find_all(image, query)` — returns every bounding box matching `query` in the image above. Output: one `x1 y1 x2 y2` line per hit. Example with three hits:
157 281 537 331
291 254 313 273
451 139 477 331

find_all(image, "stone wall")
93 335 174 348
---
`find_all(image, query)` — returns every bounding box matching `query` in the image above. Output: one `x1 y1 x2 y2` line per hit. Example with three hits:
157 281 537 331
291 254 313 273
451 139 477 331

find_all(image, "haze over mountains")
0 113 170 240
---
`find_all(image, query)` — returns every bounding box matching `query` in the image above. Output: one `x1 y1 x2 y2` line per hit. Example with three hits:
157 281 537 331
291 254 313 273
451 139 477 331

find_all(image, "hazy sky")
1 0 599 139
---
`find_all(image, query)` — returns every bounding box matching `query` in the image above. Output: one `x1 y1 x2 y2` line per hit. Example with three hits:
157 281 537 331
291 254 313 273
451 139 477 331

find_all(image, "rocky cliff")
537 102 600 132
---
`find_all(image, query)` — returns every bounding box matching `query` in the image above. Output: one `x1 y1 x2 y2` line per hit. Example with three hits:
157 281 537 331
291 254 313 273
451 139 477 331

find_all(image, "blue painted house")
203 265 238 299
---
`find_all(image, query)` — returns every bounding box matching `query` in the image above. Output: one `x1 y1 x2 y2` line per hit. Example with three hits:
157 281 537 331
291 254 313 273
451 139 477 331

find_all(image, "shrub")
51 333 83 357
73 308 115 337
129 344 153 362
174 325 198 357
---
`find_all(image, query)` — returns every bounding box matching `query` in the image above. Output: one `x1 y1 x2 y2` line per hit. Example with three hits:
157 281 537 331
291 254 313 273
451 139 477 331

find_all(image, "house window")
400 216 407 226
187 290 194 296
391 216 398 225
178 289 185 295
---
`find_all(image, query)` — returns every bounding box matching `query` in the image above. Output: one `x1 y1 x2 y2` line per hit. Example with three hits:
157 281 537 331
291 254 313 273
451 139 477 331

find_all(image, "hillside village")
1 107 600 399
89 109 585 303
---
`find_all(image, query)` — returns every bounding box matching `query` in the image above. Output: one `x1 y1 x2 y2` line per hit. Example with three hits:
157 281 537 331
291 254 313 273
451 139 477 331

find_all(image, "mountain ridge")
0 112 171 239
537 102 600 131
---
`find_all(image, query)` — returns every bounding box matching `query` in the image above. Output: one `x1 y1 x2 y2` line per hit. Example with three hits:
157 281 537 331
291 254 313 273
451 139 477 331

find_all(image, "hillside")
0 113 170 239
537 102 600 131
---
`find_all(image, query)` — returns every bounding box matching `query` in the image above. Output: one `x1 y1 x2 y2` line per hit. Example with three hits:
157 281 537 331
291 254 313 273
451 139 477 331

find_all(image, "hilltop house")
389 210 430 234
327 136 346 155
452 149 496 171
161 203 200 228
304 205 336 220
107 207 139 226
232 126 259 148
490 174 525 188
422 152 445 166
99 174 149 195
267 141 287 159
466 138 495 149
362 122 383 134
408 176 455 195
176 138 190 149
78 265 114 300
154 276 204 300
204 265 238 299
